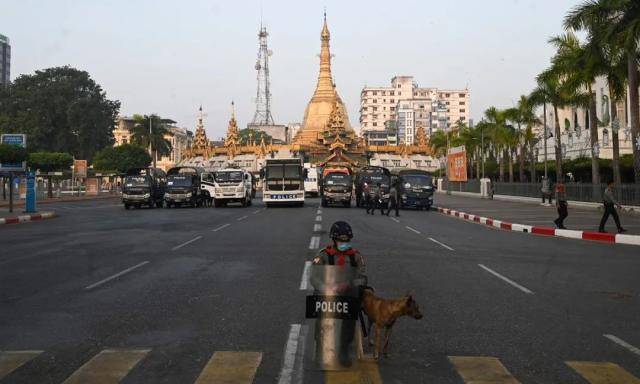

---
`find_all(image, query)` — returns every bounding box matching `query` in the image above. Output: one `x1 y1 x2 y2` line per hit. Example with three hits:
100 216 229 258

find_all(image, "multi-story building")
113 116 193 171
0 34 11 85
360 75 470 144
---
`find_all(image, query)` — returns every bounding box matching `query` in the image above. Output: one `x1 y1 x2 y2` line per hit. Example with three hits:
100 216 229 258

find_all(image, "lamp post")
543 103 548 180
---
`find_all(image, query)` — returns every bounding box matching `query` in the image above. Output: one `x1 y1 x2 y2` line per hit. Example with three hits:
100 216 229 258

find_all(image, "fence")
441 179 481 194
493 182 640 206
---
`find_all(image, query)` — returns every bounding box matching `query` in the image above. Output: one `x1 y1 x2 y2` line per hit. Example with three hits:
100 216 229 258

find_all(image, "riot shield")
306 264 360 370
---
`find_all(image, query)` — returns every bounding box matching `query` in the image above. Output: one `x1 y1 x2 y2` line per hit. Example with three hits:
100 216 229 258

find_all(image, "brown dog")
361 288 423 359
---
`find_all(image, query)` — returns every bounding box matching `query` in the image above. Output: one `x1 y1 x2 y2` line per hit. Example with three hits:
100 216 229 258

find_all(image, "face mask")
336 242 351 251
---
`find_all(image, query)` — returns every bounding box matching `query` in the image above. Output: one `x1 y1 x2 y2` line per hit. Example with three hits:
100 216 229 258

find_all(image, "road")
0 196 639 383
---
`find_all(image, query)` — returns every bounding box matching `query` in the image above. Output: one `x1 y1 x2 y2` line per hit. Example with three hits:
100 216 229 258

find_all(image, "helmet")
330 221 353 242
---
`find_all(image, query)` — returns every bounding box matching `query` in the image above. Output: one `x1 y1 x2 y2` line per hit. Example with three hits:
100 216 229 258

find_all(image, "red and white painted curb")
0 211 56 225
436 206 640 246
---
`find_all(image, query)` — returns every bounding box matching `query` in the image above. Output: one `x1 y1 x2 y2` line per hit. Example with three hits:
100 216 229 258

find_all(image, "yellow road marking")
0 350 43 379
567 361 640 384
62 348 149 384
195 351 262 384
449 356 521 383
325 359 383 384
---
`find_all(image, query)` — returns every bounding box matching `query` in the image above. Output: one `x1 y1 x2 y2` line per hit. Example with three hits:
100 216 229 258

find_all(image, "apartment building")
360 75 470 144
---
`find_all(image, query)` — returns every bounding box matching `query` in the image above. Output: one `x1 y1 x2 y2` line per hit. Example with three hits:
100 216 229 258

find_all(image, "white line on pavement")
299 261 311 290
315 215 322 222
237 215 248 221
313 224 322 232
85 261 149 290
405 226 421 234
604 334 640 357
390 217 400 223
212 223 230 232
429 237 454 251
316 210 322 215
252 209 261 214
172 236 203 251
277 324 302 384
478 264 534 295
309 236 320 250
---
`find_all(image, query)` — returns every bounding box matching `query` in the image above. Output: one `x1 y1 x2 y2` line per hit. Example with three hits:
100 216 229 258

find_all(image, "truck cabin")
214 169 246 184
263 160 306 191
358 166 391 193
166 167 203 190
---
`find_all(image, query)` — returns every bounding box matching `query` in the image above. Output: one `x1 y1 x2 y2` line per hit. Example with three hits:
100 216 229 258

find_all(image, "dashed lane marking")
237 215 248 221
390 217 400 223
317 210 322 215
449 356 521 384
313 224 322 232
604 334 640 357
566 361 640 384
194 351 262 384
277 324 302 384
62 348 150 384
309 236 320 250
478 264 534 295
405 226 421 234
429 237 454 251
299 261 311 290
84 261 150 290
315 215 322 222
212 223 231 232
252 209 261 214
171 236 203 251
0 351 43 380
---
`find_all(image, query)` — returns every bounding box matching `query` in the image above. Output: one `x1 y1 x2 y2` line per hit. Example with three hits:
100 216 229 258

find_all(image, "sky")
3 0 585 140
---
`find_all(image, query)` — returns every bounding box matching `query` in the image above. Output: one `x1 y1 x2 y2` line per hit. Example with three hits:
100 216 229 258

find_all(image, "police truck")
261 158 306 207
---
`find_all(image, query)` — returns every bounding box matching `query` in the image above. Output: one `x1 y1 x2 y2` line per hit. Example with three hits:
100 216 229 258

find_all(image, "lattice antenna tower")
251 20 275 125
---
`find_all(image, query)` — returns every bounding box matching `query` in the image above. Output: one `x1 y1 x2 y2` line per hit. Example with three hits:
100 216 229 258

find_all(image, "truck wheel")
148 201 155 209
156 200 164 208
321 198 327 207
241 195 248 207
343 201 351 208
124 203 130 210
247 197 252 206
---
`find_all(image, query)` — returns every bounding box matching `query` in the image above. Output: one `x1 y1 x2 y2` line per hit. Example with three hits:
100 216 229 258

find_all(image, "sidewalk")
0 193 119 208
434 192 640 235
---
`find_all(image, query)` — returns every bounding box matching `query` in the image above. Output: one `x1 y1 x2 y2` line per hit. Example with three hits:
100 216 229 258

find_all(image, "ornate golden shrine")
183 15 432 169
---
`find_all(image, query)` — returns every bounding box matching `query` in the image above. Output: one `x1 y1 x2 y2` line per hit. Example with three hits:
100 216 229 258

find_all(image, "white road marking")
172 236 203 251
277 324 302 384
85 261 149 290
315 215 322 222
390 217 400 223
429 237 454 251
478 264 534 295
604 334 640 357
309 236 320 250
237 215 248 221
405 226 421 234
299 261 312 290
252 209 261 214
316 210 322 215
313 224 322 232
212 223 230 232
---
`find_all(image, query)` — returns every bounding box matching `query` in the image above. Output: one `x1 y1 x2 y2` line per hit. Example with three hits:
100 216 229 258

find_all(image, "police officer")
370 183 384 215
363 182 372 214
313 221 366 281
387 180 400 217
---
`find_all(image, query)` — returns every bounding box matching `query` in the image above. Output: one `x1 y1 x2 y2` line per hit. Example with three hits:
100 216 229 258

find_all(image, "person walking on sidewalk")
553 182 568 229
599 181 627 233
541 176 553 205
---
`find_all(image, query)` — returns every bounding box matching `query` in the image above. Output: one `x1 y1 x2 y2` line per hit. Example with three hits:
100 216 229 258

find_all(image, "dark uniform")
370 185 384 215
554 183 568 229
387 184 399 217
599 184 626 233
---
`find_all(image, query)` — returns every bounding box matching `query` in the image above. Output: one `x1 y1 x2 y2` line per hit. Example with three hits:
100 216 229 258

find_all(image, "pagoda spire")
313 11 335 101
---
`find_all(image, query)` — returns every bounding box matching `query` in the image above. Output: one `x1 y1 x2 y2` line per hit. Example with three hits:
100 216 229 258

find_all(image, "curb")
0 194 119 208
0 211 56 226
435 206 640 246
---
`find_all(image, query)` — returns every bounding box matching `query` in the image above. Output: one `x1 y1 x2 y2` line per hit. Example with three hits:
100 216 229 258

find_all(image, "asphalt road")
0 195 639 383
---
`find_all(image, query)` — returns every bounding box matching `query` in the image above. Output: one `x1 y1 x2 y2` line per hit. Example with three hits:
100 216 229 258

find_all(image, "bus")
261 158 306 207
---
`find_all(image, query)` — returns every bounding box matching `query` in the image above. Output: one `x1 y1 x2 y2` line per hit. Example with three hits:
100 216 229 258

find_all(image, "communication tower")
251 24 275 125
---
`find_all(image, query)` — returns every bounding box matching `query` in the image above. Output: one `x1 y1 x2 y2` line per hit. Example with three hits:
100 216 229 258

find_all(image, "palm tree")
131 114 172 168
548 30 602 184
484 107 512 181
566 0 640 183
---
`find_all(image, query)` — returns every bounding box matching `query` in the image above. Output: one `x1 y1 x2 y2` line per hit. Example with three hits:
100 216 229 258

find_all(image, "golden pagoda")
293 13 354 147
184 105 212 158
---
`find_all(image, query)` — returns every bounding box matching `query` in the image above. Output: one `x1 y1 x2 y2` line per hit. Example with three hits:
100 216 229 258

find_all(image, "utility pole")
543 103 548 180
481 120 485 179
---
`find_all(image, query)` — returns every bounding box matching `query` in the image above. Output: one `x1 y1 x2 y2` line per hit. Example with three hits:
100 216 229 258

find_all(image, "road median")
0 211 56 225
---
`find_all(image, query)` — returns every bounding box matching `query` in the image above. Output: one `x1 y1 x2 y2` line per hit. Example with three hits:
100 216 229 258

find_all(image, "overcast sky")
3 0 583 139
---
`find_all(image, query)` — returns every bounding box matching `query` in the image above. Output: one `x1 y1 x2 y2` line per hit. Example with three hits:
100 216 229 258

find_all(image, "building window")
373 91 378 95
383 106 386 110
373 122 378 127
459 101 465 105
372 107 378 111
459 93 465 97
373 99 377 103
460 109 465 112
122 138 128 144
446 101 450 105
383 99 386 103
390 99 394 103
390 107 395 111
397 84 401 88
381 91 386 96
398 92 401 96
445 93 450 97
393 160 401 167
390 91 395 96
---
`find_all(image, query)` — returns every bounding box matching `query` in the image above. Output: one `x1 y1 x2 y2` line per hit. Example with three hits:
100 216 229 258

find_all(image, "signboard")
447 146 468 182
74 159 88 179
0 134 27 171
85 177 99 195
19 177 27 199
306 295 360 320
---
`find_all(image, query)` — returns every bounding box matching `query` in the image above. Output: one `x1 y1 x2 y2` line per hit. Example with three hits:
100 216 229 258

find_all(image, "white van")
211 168 253 207
304 164 319 197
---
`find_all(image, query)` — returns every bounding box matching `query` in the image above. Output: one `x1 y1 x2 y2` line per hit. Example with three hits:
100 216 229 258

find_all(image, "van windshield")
124 176 149 187
402 175 432 188
215 171 243 183
325 173 352 186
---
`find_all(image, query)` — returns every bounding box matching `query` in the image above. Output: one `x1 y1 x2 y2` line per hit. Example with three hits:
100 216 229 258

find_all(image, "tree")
93 144 151 174
0 143 29 164
130 114 171 168
0 66 120 159
239 128 272 144
28 152 74 198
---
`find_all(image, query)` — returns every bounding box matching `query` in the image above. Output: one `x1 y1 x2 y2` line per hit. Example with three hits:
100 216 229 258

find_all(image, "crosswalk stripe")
195 351 262 384
566 361 640 384
325 360 382 384
0 350 43 379
449 356 521 383
62 348 149 384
